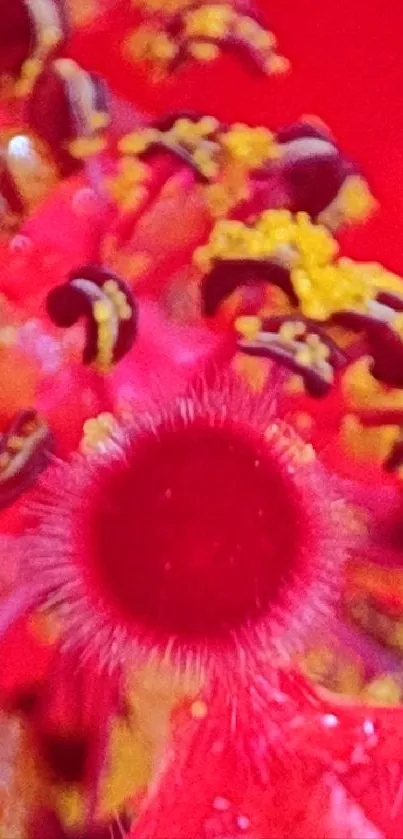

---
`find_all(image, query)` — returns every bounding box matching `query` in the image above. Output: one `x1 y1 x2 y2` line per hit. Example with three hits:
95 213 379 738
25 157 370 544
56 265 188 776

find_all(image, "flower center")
87 417 302 641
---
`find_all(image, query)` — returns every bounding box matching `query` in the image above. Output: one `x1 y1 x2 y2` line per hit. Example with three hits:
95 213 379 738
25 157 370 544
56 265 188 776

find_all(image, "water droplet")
213 797 231 812
362 718 375 736
237 815 250 831
322 713 339 728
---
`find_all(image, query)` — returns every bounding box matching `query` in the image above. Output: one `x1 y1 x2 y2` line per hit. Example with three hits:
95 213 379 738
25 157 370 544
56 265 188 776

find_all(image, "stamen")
46 266 137 372
236 314 346 397
201 258 295 317
2 0 67 97
26 58 110 172
0 409 53 508
125 1 287 76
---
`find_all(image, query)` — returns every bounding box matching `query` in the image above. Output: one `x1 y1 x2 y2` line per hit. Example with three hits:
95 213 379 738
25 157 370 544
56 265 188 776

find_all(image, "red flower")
2 2 403 838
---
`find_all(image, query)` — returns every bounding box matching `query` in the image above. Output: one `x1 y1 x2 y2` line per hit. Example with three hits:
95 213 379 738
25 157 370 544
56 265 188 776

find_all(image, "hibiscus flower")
1 2 403 838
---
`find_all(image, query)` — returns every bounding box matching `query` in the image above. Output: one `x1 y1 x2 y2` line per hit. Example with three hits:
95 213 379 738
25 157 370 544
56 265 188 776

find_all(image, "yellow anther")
295 347 312 366
341 414 400 467
125 27 176 67
343 357 403 411
120 304 133 321
266 54 290 75
222 124 279 169
6 436 24 453
337 175 377 223
106 157 150 213
57 787 84 831
89 110 110 131
191 699 208 719
103 279 119 295
278 321 306 342
361 675 402 706
69 136 107 159
184 4 233 39
118 129 158 156
235 315 261 340
93 300 111 323
188 42 220 61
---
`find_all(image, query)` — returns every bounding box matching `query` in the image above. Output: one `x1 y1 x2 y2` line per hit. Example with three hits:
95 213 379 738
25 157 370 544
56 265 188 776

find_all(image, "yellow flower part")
341 414 400 466
106 157 150 213
118 128 159 156
125 27 177 67
184 4 234 40
188 42 220 61
56 787 85 832
361 675 402 706
81 412 118 455
196 210 403 321
97 718 150 820
222 123 279 169
343 357 403 412
301 646 364 697
131 0 195 11
336 175 377 223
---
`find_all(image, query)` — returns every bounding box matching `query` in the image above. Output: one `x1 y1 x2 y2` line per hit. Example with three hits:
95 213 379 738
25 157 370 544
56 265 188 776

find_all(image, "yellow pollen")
56 787 84 831
337 175 377 222
68 136 107 159
278 321 306 342
93 300 111 323
190 700 208 719
184 5 233 39
6 436 24 453
118 128 159 156
125 27 177 67
89 110 110 131
106 157 150 213
360 675 402 706
188 42 220 61
222 124 279 169
341 414 400 467
196 210 403 322
235 315 262 340
343 357 403 412
81 412 117 455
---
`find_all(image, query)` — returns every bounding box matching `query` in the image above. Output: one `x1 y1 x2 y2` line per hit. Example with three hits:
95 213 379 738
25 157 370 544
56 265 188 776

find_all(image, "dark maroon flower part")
26 58 110 172
46 265 138 371
0 0 67 91
237 314 347 397
201 258 296 317
0 410 53 509
271 120 369 224
333 291 403 389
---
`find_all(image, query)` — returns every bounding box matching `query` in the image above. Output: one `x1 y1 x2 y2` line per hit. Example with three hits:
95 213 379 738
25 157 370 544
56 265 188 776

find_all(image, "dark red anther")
237 315 346 397
384 434 403 474
0 164 25 229
201 258 296 317
274 121 360 220
165 1 284 75
333 295 403 389
26 59 109 173
0 0 67 86
0 409 53 509
46 265 137 369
